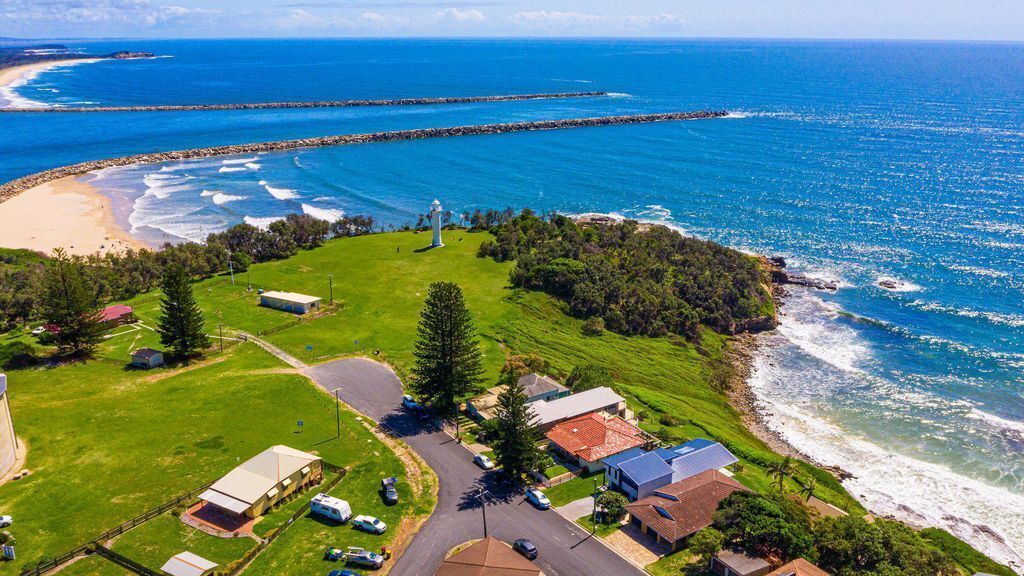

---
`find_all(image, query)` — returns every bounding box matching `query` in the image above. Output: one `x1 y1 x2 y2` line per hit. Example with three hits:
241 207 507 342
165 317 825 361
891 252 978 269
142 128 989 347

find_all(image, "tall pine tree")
157 264 210 360
40 248 104 356
493 379 541 480
411 282 484 420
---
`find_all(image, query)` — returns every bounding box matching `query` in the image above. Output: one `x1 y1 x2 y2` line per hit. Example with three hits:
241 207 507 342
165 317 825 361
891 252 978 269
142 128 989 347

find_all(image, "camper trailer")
310 493 352 523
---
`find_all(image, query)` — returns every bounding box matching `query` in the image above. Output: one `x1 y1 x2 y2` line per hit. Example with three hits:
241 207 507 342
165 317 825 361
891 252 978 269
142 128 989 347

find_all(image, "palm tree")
769 456 795 491
800 477 817 501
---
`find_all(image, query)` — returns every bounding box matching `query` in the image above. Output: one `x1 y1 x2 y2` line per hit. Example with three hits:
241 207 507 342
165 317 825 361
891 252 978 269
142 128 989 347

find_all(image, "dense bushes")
815 517 959 576
713 492 814 563
478 210 772 338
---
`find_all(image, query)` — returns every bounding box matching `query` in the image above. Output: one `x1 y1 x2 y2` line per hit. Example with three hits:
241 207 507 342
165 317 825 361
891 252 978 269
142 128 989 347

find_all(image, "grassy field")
0 341 428 574
541 475 600 508
105 229 857 511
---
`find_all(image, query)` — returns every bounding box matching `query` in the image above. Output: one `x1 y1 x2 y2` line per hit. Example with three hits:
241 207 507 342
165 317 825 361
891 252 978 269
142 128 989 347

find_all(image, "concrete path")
555 496 595 524
241 333 307 369
305 357 644 576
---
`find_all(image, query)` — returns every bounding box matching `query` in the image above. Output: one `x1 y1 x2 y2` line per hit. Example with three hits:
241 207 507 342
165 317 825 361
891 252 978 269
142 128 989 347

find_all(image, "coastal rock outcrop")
0 91 609 114
0 110 728 203
762 255 838 291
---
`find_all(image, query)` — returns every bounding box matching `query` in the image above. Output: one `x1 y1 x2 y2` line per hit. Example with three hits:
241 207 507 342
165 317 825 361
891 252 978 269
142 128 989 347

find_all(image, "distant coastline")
0 59 102 107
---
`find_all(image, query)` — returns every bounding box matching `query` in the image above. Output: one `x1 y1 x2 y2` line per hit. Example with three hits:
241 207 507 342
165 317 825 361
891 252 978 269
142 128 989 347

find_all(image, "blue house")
603 439 739 501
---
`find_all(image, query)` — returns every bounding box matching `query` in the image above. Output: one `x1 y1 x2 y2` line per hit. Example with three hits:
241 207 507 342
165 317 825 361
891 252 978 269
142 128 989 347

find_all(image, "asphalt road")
304 358 646 576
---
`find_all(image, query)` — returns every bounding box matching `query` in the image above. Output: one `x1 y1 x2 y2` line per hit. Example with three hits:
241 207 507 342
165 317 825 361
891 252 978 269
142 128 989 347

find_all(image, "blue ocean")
1 39 1022 567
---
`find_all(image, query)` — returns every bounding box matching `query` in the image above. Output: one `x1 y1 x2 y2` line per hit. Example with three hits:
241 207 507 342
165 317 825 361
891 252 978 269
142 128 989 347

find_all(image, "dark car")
513 538 538 560
380 476 399 504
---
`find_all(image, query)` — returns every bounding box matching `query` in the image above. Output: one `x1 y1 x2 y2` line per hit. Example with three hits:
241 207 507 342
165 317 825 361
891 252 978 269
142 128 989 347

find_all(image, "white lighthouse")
429 199 444 248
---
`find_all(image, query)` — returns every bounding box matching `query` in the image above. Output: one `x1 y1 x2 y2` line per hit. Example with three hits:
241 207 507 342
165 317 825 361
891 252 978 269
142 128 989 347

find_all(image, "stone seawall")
0 110 727 203
0 92 608 113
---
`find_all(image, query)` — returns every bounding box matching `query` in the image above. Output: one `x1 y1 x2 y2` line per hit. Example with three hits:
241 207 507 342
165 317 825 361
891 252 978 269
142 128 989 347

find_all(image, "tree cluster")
0 213 377 331
477 210 772 337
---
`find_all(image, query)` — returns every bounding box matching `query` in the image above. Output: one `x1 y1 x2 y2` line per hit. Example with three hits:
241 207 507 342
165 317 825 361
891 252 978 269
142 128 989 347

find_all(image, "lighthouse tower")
429 199 444 248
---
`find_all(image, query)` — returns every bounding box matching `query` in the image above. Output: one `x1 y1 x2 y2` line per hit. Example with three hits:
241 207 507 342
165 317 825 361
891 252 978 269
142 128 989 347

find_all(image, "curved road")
303 358 646 576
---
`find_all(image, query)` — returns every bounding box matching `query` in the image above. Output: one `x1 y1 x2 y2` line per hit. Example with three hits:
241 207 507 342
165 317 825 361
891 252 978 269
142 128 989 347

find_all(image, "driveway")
304 358 645 576
555 496 596 524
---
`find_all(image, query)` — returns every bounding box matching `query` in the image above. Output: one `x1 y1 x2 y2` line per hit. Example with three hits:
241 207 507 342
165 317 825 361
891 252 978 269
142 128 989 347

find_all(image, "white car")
525 487 551 510
0 516 11 528
352 514 387 534
31 327 45 335
473 454 494 470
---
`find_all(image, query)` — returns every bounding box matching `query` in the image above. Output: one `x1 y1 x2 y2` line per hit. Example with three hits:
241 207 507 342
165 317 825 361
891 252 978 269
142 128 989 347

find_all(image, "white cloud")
435 7 486 22
0 0 218 27
513 10 604 28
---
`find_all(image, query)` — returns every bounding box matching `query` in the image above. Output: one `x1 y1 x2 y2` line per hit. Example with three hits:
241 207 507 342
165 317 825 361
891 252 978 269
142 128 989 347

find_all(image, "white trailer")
310 493 351 522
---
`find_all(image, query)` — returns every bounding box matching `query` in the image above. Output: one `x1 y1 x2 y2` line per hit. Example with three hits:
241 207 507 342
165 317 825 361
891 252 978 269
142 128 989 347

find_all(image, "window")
301 466 311 475
282 478 292 487
654 506 674 521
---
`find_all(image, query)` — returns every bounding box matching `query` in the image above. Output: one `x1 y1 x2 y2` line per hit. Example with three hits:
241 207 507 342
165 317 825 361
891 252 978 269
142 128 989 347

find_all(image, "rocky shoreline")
0 91 608 113
0 110 727 203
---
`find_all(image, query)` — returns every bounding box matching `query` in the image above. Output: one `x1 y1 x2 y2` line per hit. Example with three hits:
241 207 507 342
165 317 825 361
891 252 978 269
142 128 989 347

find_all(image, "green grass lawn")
0 342 427 573
575 515 622 538
542 476 599 508
109 229 857 512
646 550 706 576
110 513 256 569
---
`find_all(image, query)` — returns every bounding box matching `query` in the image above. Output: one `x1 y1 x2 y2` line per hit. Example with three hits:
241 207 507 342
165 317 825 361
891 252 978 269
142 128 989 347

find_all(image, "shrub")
0 341 38 369
596 491 629 522
688 527 725 563
566 363 613 393
582 316 605 336
659 414 681 427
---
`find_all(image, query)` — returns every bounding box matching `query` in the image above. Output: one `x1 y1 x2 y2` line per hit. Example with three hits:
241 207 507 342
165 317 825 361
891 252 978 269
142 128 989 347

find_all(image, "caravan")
310 493 352 523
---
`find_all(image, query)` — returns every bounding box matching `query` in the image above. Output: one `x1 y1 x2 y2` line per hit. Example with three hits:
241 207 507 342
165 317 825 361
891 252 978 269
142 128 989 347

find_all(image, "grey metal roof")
517 373 568 398
617 451 673 486
670 441 738 482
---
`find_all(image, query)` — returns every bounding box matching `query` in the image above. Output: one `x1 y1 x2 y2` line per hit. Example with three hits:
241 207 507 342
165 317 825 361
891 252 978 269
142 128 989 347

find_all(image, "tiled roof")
766 558 831 576
546 413 646 462
625 470 750 543
434 536 541 576
99 304 133 322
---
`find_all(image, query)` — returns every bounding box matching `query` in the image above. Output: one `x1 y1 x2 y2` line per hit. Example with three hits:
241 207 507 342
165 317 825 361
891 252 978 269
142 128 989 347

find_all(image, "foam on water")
969 408 1024 434
0 59 101 108
218 166 246 173
243 215 284 229
212 193 246 205
775 291 868 373
244 162 261 170
259 180 299 200
301 203 343 221
221 156 259 165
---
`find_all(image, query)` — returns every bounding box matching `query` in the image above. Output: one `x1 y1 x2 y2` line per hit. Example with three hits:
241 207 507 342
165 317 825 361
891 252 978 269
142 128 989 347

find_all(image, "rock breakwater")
0 110 727 203
0 91 608 113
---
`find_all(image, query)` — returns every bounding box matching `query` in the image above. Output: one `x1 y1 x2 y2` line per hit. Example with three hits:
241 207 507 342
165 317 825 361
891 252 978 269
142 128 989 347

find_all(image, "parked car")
30 327 45 336
380 477 399 505
513 538 538 560
344 548 385 568
0 516 11 528
401 395 419 410
525 488 550 510
352 515 387 534
473 454 494 470
328 570 360 576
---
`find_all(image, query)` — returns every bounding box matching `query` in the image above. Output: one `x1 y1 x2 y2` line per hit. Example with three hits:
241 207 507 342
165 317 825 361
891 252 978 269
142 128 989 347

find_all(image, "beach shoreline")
0 175 148 256
0 58 102 107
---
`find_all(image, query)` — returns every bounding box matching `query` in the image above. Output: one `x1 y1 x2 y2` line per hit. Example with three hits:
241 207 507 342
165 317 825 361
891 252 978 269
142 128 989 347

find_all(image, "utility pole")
228 259 234 285
478 489 488 538
591 478 598 534
334 389 341 438
328 274 334 305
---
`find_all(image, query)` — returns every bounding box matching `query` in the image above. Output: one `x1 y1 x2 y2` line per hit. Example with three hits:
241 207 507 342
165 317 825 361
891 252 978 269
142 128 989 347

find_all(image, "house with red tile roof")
99 304 134 327
545 412 649 473
625 469 750 552
765 558 831 576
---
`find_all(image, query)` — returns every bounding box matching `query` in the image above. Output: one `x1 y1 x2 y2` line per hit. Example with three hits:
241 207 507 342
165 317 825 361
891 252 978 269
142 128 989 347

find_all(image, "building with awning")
198 445 322 518
160 551 217 576
0 374 17 479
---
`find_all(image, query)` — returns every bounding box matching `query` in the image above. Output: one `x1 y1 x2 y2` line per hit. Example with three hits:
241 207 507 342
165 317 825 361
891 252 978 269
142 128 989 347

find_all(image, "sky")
2 0 1024 41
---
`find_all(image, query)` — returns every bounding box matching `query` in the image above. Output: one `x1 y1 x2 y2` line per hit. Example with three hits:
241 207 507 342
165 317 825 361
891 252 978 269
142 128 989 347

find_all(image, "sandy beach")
0 58 101 107
0 176 147 256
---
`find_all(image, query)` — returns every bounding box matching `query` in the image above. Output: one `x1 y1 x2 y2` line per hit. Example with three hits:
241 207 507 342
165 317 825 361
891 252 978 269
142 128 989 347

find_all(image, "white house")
259 291 322 315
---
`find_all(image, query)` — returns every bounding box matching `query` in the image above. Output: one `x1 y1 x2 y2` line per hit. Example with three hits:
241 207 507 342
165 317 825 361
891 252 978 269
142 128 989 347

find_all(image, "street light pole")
478 489 488 538
335 389 341 438
591 478 598 534
328 274 334 305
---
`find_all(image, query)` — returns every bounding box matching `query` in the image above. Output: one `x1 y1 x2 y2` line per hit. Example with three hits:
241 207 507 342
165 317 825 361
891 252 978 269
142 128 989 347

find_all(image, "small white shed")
259 291 322 315
160 551 217 576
